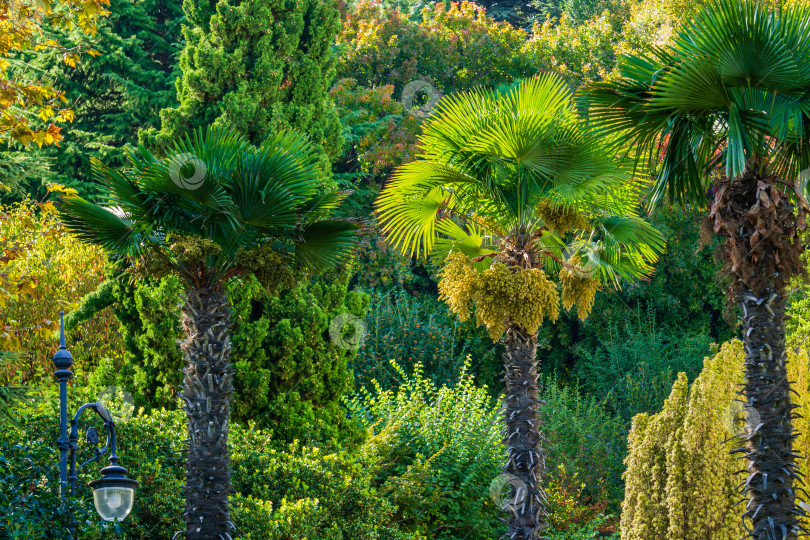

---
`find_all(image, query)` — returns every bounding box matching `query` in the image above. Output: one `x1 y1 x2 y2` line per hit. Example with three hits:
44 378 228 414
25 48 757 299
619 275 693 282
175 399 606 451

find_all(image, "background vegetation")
3 0 805 538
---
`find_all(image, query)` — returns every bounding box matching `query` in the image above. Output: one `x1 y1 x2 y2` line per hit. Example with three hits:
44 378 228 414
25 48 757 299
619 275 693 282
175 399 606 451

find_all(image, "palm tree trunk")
737 286 800 539
501 322 547 540
179 285 235 540
711 168 805 539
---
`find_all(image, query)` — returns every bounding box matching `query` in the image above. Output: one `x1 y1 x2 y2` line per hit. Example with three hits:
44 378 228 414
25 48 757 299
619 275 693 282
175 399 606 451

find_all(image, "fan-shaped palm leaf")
377 74 663 283
61 125 360 284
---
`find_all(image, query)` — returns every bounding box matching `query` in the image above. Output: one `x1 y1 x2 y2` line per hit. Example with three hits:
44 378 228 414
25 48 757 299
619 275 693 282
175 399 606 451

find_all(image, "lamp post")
53 311 138 522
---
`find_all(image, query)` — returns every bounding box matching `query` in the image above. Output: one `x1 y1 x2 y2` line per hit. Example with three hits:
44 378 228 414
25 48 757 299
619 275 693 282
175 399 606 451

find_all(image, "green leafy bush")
0 369 619 539
346 361 623 537
351 288 501 392
0 393 414 540
573 316 715 422
542 378 627 509
347 360 504 538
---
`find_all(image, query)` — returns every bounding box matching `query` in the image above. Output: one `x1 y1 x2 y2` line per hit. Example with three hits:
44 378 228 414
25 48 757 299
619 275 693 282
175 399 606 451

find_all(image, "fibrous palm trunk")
711 167 805 539
179 285 235 540
738 285 799 539
501 322 547 540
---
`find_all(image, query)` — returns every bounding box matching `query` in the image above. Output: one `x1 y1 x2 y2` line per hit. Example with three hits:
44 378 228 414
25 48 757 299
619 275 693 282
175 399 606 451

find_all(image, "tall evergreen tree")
76 270 367 447
21 0 184 200
158 0 343 175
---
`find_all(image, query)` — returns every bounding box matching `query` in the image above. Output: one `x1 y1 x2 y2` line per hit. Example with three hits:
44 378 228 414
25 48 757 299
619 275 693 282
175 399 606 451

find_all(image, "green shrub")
351 288 501 392
542 378 627 509
573 315 715 422
346 361 623 537
0 431 111 539
0 393 414 539
1 363 621 539
347 360 504 538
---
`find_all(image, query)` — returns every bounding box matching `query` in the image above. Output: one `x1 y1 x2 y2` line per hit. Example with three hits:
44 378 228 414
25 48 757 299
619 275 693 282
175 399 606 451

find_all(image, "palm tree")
584 1 810 537
376 75 664 539
60 126 360 540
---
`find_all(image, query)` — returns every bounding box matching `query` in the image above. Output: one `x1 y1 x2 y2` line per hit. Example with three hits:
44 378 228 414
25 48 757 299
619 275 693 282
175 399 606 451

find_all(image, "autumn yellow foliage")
0 0 107 146
622 340 810 539
0 202 121 383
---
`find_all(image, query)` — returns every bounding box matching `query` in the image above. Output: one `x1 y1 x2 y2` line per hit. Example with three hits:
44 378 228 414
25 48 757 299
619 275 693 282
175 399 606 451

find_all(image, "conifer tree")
77 271 367 447
158 0 343 174
622 341 810 539
24 0 184 199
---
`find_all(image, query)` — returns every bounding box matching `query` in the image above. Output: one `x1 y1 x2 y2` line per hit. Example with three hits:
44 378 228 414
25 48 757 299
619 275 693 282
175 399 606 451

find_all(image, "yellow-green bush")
621 340 810 538
0 202 122 384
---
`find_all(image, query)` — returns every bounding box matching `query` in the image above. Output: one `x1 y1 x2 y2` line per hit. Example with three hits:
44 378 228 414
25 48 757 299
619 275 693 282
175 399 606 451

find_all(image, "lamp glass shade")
92 485 134 521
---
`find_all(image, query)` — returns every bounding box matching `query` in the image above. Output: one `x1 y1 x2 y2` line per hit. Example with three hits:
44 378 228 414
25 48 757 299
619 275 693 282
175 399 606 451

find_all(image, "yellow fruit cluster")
560 265 599 320
438 252 560 341
169 234 222 262
437 251 481 323
235 243 295 292
536 199 591 235
130 234 223 280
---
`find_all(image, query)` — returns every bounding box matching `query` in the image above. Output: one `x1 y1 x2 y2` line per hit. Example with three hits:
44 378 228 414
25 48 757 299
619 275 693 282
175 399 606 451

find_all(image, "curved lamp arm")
67 402 118 496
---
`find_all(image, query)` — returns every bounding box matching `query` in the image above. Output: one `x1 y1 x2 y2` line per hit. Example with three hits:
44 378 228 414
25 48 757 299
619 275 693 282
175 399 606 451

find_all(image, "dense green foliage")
351 288 501 391
1 366 620 538
26 0 183 200
81 271 368 447
5 0 801 537
157 0 343 175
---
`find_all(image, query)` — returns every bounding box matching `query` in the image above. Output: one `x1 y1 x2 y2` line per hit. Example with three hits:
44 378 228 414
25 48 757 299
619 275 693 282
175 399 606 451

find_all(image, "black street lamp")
53 312 138 522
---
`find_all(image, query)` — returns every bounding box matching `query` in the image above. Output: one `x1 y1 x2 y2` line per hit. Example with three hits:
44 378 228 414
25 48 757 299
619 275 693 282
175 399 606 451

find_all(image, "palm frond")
60 196 144 257
584 0 810 206
294 220 363 271
378 75 665 289
60 125 361 284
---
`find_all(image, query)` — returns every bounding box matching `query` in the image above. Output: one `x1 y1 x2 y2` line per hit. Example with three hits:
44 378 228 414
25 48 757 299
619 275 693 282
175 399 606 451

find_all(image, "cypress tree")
157 0 343 174
81 271 366 447
621 341 810 538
